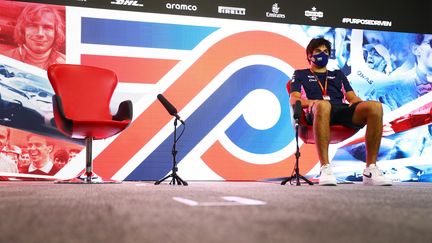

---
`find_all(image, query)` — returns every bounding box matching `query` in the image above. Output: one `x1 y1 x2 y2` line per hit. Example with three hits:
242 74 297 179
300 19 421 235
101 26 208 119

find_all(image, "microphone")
293 100 302 121
157 94 184 124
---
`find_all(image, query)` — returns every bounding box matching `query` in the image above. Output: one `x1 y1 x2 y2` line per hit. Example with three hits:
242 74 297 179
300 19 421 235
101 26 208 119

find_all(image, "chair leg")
85 136 93 180
55 137 120 184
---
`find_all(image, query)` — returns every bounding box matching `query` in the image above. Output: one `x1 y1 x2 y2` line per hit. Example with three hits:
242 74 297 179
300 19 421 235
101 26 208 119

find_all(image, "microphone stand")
155 117 188 186
281 117 314 186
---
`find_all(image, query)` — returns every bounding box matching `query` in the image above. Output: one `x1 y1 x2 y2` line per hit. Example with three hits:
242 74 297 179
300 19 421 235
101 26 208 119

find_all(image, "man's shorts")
306 102 365 129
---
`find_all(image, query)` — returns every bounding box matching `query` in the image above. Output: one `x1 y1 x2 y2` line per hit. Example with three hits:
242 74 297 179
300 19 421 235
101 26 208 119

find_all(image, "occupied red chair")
47 64 133 183
286 80 359 144
282 80 359 186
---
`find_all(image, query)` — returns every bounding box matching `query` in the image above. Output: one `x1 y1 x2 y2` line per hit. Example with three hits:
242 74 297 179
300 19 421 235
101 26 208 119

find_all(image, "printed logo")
363 173 373 178
110 0 143 7
218 6 246 15
266 3 286 19
304 6 323 21
307 75 317 82
166 3 198 11
342 17 392 27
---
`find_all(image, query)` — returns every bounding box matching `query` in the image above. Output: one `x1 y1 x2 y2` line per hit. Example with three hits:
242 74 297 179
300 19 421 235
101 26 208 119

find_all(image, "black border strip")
14 0 432 34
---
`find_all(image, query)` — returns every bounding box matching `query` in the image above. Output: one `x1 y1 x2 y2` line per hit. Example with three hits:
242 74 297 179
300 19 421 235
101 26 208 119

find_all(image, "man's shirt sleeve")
339 70 354 92
290 70 302 93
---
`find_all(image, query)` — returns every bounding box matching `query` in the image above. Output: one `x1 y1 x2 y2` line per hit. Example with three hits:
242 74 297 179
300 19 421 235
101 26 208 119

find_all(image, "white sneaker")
363 164 392 186
319 164 337 186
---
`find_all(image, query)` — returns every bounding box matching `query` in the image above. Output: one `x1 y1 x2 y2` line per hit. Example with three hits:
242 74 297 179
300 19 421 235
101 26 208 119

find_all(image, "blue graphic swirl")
127 65 293 180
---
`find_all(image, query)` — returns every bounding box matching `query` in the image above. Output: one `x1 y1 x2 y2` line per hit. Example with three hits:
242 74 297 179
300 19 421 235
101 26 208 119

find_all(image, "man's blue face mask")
311 52 329 67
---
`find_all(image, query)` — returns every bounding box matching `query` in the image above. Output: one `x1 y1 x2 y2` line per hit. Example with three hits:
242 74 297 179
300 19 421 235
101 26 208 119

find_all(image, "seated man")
289 37 392 186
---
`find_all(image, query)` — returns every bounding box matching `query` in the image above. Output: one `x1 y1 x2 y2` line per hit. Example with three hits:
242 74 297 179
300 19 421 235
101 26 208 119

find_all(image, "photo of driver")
0 126 83 180
364 44 392 75
0 2 65 69
21 134 60 176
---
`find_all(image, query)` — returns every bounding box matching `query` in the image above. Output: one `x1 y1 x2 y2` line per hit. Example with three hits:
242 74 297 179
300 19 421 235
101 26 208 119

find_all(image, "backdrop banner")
0 0 431 182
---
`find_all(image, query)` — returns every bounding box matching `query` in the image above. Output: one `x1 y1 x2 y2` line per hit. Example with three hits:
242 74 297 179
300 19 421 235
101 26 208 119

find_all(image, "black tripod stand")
155 118 188 186
281 108 314 186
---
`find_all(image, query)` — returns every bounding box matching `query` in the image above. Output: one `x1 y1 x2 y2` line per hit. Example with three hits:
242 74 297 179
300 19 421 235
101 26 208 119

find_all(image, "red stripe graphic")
81 55 179 84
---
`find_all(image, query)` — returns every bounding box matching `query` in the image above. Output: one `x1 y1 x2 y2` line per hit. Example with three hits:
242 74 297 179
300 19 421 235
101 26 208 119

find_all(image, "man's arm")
289 70 320 110
290 91 320 110
345 90 363 105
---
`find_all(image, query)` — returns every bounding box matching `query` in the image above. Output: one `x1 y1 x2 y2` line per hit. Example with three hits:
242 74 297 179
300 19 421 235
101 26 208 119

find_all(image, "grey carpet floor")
0 181 431 243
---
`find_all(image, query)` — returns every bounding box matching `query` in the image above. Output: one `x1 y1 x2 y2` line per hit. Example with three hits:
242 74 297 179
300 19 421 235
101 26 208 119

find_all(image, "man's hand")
349 97 363 106
308 100 319 112
345 91 363 106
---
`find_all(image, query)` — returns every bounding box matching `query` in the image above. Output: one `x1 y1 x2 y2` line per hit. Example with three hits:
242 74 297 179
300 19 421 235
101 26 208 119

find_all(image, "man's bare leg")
352 101 383 166
312 101 332 166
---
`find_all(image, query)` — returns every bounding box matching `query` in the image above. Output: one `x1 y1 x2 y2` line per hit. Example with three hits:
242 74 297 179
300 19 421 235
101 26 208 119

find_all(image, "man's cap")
364 44 391 62
364 43 392 73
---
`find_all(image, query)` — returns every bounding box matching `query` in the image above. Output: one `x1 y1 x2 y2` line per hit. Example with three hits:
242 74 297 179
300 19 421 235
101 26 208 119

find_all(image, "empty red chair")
47 64 133 183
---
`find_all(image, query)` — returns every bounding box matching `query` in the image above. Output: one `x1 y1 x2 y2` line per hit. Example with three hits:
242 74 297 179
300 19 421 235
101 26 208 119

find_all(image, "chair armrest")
112 100 133 121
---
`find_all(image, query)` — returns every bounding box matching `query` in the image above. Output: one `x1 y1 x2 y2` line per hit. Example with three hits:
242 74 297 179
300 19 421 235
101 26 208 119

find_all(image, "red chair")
282 80 359 186
47 64 133 183
286 80 359 144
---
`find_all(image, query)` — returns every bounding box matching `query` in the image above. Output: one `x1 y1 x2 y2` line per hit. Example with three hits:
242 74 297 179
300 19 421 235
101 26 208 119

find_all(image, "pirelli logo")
218 6 246 15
